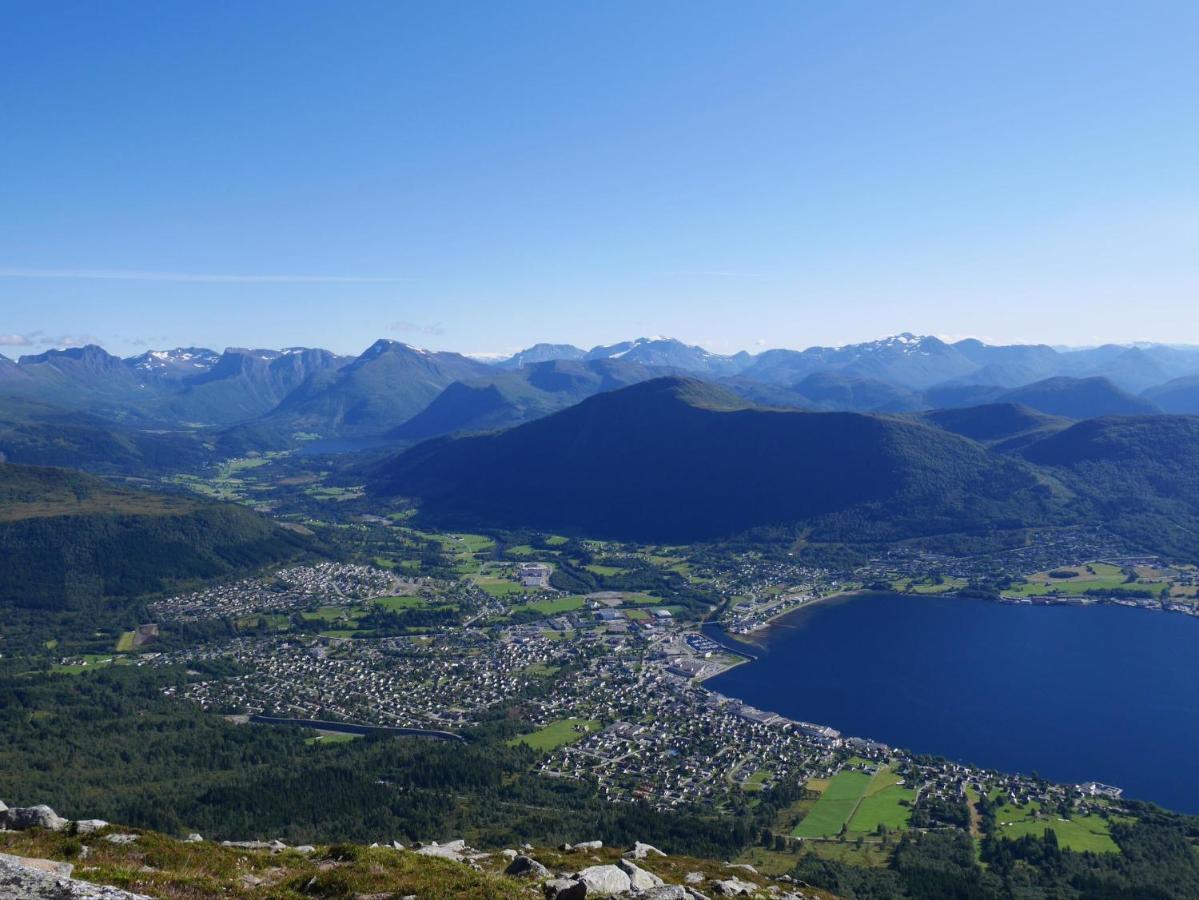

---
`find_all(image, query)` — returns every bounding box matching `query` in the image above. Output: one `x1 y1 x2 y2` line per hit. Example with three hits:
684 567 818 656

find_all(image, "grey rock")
3 855 74 878
74 820 109 835
687 891 713 900
543 876 587 900
0 853 152 899
617 858 664 890
414 843 465 861
725 864 758 875
576 864 632 895
711 877 758 896
295 845 316 854
645 888 689 900
184 833 203 843
6 805 69 832
103 834 139 845
500 848 519 860
685 872 705 884
625 841 667 860
572 839 603 851
504 854 550 878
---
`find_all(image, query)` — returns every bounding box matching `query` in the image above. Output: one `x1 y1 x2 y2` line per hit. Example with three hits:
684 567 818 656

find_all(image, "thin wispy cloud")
0 333 33 346
0 267 408 284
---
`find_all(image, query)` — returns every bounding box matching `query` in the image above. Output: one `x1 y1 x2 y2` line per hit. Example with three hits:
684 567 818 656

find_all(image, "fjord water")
703 592 1199 812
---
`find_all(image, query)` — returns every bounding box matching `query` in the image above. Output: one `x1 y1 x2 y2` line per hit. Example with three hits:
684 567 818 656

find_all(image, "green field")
115 630 137 652
742 769 772 792
584 564 627 576
993 799 1119 853
305 731 362 746
516 596 587 615
51 654 128 675
473 576 527 598
793 770 873 838
301 606 363 622
511 718 601 751
372 595 430 611
1004 561 1148 599
847 770 915 833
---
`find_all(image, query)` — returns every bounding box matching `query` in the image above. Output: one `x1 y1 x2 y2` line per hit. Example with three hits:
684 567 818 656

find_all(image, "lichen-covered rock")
5 805 69 832
624 841 667 859
74 820 109 835
0 853 151 899
617 858 664 890
711 877 758 896
644 887 689 900
504 854 549 878
576 864 632 895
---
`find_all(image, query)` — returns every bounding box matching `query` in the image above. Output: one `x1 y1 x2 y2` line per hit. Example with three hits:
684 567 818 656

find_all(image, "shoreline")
717 583 1197 643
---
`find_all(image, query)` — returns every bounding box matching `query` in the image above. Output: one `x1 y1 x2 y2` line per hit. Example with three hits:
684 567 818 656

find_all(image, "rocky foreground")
0 801 829 900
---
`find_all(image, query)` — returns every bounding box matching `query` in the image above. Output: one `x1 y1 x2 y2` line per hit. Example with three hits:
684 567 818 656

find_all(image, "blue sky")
2 1 1198 358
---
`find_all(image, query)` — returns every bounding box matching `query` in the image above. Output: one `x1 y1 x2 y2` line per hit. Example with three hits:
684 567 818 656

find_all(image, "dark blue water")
703 592 1199 812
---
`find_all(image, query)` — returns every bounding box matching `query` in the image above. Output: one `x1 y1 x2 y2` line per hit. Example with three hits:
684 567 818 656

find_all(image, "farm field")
511 718 601 752
794 766 913 838
846 770 915 833
792 770 872 838
992 798 1119 853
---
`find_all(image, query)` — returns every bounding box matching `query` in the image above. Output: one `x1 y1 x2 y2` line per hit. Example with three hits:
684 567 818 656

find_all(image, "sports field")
511 718 601 751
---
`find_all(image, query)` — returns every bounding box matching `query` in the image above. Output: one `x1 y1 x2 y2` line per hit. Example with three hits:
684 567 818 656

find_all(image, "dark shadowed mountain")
921 403 1070 448
371 377 1055 542
998 376 1160 419
1143 375 1199 414
389 358 664 440
253 339 494 439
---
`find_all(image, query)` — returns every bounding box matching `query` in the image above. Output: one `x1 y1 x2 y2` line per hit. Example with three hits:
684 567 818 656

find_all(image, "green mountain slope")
0 462 312 612
1020 415 1199 557
372 377 1057 542
0 397 210 474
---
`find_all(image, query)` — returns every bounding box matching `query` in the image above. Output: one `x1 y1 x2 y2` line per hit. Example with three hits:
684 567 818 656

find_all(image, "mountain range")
4 333 1199 457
